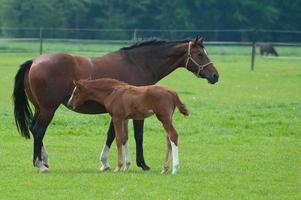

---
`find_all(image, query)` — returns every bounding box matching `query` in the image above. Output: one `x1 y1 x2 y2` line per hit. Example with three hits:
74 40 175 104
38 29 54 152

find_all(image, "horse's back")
28 53 93 109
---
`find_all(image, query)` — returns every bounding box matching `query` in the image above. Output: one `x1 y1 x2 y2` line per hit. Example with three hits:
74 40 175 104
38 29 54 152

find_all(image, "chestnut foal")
68 78 189 174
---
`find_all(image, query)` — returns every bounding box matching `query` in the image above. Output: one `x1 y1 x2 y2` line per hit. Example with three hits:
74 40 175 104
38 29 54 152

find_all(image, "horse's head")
185 36 219 84
67 80 90 109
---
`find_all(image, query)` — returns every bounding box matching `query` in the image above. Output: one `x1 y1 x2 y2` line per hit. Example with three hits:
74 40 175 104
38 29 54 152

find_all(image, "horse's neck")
124 44 186 82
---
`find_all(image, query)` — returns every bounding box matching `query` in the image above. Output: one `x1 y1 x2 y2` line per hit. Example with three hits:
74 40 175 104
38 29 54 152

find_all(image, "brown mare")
13 36 219 172
68 78 189 174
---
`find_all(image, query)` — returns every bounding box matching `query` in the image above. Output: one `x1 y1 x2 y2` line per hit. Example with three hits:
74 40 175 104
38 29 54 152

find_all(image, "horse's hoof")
43 164 49 168
99 165 111 172
124 162 131 172
39 166 49 173
137 161 150 171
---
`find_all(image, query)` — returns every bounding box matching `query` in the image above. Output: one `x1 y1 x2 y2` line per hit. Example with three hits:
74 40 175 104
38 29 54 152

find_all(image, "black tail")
13 60 33 139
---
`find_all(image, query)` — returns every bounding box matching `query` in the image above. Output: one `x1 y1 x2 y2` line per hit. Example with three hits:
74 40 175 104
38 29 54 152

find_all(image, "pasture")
0 44 300 199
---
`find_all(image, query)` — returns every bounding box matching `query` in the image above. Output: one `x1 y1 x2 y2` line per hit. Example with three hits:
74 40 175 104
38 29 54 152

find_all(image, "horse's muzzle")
208 73 219 84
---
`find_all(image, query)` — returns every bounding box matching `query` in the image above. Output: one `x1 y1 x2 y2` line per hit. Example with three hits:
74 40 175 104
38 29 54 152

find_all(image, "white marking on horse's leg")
41 146 49 167
123 140 131 172
34 158 49 173
99 144 111 171
170 140 179 175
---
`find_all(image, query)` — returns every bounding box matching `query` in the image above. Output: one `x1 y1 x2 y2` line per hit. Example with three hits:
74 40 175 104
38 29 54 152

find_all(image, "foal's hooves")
161 169 168 175
137 161 150 171
124 162 131 172
43 164 49 168
114 166 121 172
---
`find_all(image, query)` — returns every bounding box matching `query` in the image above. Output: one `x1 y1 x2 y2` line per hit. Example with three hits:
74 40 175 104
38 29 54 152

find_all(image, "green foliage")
0 0 300 30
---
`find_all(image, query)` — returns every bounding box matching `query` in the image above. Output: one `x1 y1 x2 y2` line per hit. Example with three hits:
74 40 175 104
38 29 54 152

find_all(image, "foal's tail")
171 92 189 116
12 60 33 139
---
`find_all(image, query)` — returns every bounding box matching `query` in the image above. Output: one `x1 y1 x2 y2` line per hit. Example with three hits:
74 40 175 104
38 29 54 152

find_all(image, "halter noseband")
185 41 212 77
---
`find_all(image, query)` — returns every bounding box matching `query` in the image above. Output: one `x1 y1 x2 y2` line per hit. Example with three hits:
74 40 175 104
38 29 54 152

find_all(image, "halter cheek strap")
185 41 212 77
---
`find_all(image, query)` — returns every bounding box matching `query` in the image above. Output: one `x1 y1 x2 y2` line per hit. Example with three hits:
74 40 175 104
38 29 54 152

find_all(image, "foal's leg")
112 118 124 172
133 120 150 170
123 120 131 171
157 115 179 175
99 121 114 171
161 136 172 174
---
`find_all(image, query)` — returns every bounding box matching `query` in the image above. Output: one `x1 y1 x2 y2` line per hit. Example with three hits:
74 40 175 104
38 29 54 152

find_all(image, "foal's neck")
85 79 125 103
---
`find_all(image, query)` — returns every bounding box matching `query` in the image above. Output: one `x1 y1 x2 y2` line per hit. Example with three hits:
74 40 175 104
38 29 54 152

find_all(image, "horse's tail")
171 91 189 116
13 60 33 139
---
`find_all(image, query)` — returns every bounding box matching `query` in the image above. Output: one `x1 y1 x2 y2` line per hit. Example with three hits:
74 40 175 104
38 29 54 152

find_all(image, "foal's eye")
198 52 203 57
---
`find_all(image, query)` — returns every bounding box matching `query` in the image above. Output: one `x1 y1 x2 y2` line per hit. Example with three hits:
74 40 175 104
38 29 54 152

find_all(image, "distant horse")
259 43 279 56
13 36 219 172
68 78 189 174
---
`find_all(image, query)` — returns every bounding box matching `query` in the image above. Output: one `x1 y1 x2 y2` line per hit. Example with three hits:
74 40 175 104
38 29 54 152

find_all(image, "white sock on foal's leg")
99 144 111 171
170 140 179 175
123 141 131 171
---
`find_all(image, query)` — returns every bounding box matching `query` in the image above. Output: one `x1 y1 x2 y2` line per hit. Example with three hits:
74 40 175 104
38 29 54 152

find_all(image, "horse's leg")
99 121 114 171
31 108 55 172
123 120 131 171
29 111 49 168
112 118 124 172
161 136 172 174
133 120 150 171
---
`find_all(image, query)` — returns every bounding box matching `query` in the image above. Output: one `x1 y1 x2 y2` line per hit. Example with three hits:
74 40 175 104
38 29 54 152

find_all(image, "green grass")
0 45 300 199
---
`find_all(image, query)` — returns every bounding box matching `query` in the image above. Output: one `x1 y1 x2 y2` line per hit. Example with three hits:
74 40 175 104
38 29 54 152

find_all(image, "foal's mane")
121 39 190 51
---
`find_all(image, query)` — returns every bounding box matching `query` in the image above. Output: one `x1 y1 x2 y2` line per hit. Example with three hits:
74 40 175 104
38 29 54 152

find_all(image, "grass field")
0 44 300 199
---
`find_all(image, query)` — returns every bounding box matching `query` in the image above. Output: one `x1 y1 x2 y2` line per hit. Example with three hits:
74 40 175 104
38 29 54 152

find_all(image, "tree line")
0 0 300 41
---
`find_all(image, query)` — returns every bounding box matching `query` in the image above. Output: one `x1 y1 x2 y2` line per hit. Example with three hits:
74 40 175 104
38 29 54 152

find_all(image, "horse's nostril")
213 73 219 80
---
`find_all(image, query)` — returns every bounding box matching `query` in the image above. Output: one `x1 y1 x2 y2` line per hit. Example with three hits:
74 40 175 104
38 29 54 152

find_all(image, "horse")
13 36 219 172
68 78 189 174
259 43 279 56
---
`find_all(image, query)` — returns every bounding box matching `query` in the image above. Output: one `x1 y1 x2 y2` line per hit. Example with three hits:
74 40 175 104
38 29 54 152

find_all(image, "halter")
185 41 212 77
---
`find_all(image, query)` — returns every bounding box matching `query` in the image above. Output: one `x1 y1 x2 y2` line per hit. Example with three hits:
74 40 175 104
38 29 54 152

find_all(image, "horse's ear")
193 36 204 46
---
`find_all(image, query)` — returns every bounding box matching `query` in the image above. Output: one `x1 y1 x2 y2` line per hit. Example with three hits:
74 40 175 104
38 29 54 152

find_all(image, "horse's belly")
62 98 107 114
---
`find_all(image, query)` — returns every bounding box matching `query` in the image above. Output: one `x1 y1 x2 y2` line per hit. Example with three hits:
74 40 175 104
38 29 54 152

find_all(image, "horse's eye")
198 52 203 57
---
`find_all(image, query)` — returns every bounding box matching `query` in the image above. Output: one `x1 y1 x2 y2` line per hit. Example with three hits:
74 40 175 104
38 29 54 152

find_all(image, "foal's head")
185 36 219 84
67 80 90 109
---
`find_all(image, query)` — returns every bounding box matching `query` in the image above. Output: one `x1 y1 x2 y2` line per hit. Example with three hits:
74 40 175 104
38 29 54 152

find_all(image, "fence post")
251 29 257 70
39 27 43 55
133 29 137 42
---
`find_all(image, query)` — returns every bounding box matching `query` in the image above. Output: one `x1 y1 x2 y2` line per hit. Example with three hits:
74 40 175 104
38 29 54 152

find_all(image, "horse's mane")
121 39 190 50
